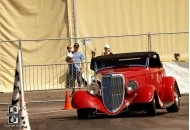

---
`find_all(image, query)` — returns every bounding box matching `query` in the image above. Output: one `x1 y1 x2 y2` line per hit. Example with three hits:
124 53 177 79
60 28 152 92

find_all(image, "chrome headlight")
88 82 100 96
126 80 138 91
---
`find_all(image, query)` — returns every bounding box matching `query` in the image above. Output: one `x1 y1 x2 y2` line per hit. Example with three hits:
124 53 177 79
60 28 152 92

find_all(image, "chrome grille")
102 74 125 113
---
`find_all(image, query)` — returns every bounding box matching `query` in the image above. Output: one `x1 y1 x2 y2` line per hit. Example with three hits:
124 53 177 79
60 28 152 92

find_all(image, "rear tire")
146 97 156 116
166 85 180 113
77 109 89 119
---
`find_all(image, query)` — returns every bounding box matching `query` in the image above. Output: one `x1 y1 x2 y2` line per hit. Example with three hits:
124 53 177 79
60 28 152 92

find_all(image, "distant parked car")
71 51 181 119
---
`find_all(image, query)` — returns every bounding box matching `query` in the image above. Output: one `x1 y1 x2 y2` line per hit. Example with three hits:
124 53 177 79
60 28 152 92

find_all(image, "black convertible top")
91 51 159 61
90 51 162 71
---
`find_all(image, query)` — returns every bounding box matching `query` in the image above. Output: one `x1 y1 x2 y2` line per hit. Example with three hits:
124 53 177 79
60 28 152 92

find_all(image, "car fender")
132 85 155 103
162 76 176 104
71 90 108 113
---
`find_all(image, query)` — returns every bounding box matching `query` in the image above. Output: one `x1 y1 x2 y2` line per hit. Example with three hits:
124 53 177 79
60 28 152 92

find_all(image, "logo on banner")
7 105 19 124
4 105 20 128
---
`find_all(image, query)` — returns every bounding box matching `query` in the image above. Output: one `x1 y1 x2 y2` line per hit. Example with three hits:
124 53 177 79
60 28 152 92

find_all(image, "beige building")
0 0 188 40
0 0 188 92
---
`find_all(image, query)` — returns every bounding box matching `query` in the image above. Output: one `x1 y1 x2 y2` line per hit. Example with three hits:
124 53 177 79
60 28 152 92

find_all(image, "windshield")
94 57 147 71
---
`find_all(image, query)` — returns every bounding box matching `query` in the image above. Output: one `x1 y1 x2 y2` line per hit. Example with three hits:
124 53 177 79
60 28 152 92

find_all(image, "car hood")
97 66 148 78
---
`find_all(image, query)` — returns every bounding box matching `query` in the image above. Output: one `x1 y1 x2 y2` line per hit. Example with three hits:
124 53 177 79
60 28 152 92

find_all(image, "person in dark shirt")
173 53 186 62
101 44 113 56
91 48 96 58
174 53 180 61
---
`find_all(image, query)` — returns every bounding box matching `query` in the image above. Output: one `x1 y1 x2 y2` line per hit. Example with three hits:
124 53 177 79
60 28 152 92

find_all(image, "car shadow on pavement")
51 116 79 121
50 111 167 121
96 111 167 119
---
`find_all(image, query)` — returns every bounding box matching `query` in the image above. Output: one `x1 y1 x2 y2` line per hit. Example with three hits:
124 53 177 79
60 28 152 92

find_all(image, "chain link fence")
0 32 188 104
151 32 189 61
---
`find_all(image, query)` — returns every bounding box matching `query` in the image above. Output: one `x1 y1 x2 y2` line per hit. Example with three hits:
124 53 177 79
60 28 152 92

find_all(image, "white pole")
84 39 89 90
18 41 31 130
18 45 25 107
73 0 79 42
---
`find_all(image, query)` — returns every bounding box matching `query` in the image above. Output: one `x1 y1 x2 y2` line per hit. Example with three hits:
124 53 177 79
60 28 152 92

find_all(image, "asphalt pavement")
0 94 188 130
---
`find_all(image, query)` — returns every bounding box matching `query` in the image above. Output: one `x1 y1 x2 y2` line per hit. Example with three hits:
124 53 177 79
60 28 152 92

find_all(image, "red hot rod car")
71 51 181 119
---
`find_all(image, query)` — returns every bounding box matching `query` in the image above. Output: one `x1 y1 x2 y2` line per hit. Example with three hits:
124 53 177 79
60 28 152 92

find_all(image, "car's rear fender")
162 76 180 105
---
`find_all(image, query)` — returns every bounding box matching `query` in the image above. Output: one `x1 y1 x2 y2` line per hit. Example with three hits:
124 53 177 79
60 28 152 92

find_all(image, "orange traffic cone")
62 91 73 110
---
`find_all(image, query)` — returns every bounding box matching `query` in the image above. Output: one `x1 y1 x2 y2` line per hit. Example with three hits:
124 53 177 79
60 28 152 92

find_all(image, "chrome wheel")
166 84 180 113
174 90 179 107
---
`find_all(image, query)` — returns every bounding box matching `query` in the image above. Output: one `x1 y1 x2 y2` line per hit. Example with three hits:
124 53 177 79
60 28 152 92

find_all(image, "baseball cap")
67 52 73 58
104 44 110 49
74 43 79 48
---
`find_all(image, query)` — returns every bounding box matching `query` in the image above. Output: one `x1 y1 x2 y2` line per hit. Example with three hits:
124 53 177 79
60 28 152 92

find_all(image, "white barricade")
163 62 189 94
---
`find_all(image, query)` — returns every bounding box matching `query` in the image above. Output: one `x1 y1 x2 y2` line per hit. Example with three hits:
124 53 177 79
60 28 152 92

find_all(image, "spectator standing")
174 53 180 61
65 52 74 89
66 43 85 95
65 45 73 62
65 45 73 87
102 44 113 56
66 44 72 54
91 48 96 58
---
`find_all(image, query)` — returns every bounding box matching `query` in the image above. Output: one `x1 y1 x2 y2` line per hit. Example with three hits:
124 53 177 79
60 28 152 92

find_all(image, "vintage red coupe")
71 52 181 119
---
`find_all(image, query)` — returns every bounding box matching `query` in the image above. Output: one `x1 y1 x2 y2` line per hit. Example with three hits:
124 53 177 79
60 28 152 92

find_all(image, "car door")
148 57 164 100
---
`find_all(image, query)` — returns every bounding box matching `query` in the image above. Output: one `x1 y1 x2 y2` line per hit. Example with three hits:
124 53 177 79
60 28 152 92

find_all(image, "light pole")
73 0 79 43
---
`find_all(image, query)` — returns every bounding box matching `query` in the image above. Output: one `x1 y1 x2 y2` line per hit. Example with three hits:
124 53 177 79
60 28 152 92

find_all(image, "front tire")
166 85 180 113
77 109 89 119
146 97 156 116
